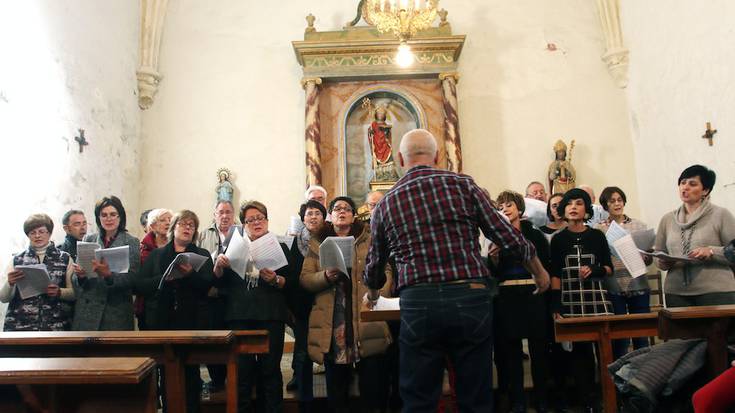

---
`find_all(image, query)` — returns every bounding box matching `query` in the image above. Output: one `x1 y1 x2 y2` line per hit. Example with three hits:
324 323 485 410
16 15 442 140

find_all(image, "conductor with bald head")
363 129 550 412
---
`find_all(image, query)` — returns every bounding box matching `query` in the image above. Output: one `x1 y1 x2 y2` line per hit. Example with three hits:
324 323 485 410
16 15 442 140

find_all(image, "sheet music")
277 235 295 250
319 236 354 277
479 236 492 258
605 221 629 259
14 264 51 299
76 241 98 278
225 229 250 279
630 228 656 251
250 232 288 271
373 296 400 311
612 235 648 278
639 250 696 263
158 253 209 288
287 216 305 236
94 246 130 273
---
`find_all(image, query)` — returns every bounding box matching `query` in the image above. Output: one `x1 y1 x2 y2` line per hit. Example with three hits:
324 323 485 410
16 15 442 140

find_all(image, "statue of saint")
547 139 576 194
215 168 234 203
367 104 400 182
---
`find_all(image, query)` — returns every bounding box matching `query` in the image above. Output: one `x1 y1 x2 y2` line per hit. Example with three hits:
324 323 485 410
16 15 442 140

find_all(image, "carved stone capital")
138 0 169 110
439 72 460 83
137 67 162 110
300 77 323 90
601 47 629 88
596 0 628 88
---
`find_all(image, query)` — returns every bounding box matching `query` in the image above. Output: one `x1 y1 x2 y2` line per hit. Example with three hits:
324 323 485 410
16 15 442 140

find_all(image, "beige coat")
300 225 393 364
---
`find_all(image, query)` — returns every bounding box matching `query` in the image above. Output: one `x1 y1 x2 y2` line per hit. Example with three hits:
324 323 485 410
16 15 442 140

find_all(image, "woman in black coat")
135 209 214 413
490 191 551 413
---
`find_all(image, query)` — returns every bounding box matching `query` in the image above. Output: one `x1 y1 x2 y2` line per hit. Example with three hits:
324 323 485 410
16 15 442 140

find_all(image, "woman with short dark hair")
595 186 652 359
213 200 293 413
287 199 327 410
301 196 393 412
654 164 735 307
1 214 75 331
491 190 551 413
539 192 567 242
73 195 140 330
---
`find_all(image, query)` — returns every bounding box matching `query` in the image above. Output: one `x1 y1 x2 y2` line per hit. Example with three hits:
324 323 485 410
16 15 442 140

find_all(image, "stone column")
596 0 629 88
137 0 169 109
301 77 323 186
439 72 462 173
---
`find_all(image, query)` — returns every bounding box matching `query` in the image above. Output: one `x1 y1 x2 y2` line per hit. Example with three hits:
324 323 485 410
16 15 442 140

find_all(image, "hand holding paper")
250 233 288 271
612 234 648 278
14 264 51 300
225 229 250 279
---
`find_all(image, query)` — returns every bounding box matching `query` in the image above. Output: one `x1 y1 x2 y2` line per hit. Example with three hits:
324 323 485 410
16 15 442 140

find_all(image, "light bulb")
396 43 415 67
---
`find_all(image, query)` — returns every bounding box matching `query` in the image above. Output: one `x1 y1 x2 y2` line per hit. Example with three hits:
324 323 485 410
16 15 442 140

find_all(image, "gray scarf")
672 198 712 285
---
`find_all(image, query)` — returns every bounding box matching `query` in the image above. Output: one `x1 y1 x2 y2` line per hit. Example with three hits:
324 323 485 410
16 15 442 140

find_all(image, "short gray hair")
399 129 438 159
146 208 172 230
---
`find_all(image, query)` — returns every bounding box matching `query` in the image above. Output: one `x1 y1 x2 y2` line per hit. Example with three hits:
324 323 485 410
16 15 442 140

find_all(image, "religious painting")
342 90 423 204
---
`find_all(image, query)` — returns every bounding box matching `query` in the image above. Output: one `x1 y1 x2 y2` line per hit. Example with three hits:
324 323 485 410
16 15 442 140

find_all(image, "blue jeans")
399 280 494 413
609 292 650 359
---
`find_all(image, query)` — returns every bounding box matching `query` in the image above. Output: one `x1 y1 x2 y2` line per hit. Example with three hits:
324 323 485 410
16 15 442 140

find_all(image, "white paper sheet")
373 296 400 311
612 235 648 278
639 250 696 263
225 229 251 279
158 252 209 288
319 236 354 277
605 221 629 259
76 241 98 278
287 216 305 236
630 228 656 251
277 235 295 250
14 264 51 299
95 246 130 273
250 232 288 271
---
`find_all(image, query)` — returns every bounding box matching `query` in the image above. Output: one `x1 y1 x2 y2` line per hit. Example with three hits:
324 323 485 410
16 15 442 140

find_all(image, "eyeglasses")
28 228 50 237
176 221 196 229
244 215 267 225
332 206 353 213
100 212 119 219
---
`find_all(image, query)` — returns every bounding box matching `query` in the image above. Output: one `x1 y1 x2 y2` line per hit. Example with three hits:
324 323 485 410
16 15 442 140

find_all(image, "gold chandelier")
364 0 439 42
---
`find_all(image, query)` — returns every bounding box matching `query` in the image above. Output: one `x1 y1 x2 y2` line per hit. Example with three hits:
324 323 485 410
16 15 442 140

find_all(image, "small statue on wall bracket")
548 139 576 195
215 168 235 204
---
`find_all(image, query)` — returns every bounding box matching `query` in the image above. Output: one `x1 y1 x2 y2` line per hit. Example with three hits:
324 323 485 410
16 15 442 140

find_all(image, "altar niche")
343 90 422 204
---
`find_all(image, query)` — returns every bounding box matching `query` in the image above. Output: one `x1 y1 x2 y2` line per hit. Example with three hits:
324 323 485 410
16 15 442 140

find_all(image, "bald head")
398 129 438 168
578 185 596 203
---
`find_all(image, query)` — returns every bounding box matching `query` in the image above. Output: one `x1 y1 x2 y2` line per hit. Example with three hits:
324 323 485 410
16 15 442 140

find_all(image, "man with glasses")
364 129 550 413
58 209 88 260
197 200 240 393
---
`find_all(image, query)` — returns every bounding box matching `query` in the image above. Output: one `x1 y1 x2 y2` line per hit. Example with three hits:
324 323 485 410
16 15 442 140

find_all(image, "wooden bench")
659 305 735 378
554 312 660 413
0 330 269 413
0 357 156 413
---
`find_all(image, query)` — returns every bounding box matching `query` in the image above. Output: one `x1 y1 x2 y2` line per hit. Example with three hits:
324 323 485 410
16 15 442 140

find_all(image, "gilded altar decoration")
547 139 576 194
363 0 439 42
215 168 235 203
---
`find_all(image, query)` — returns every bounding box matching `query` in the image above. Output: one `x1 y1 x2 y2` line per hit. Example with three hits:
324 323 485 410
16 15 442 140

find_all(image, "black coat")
214 231 294 323
490 220 551 340
134 241 214 330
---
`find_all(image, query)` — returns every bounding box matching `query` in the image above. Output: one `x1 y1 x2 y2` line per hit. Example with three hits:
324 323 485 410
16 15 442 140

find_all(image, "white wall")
0 1 141 323
140 0 641 230
621 0 735 225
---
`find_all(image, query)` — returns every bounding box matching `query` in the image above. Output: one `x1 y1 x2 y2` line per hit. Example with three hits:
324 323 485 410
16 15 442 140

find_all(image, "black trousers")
228 320 285 413
495 336 550 408
324 354 389 410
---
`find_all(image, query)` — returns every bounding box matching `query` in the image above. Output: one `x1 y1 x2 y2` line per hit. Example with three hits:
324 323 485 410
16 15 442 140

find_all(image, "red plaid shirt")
364 165 536 292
